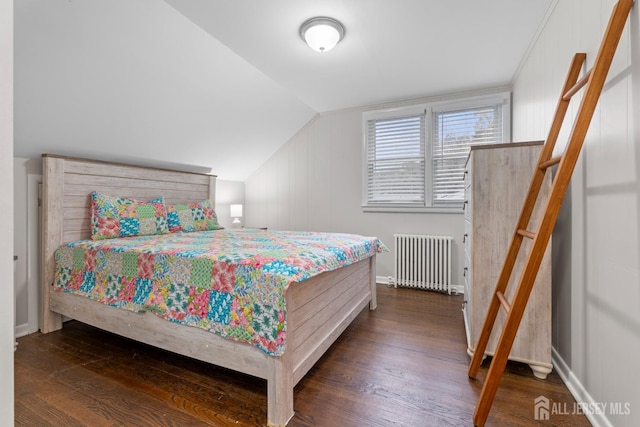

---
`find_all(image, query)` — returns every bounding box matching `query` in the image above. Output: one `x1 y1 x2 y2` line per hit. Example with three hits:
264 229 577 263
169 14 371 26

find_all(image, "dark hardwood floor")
16 286 589 426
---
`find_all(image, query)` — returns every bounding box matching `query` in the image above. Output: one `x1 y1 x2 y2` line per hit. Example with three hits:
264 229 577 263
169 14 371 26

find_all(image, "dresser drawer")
464 250 471 307
464 163 472 190
464 218 472 252
463 192 472 221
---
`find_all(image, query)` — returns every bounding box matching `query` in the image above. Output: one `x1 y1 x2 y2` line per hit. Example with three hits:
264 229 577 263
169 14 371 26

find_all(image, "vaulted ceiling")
14 0 553 180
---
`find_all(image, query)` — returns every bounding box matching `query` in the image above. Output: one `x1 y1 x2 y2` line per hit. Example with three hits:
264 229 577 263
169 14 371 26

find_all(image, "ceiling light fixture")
300 17 345 53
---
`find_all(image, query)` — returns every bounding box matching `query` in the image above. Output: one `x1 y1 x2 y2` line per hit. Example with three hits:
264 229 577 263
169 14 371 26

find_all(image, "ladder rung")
562 68 592 101
539 155 562 170
495 291 511 313
517 229 536 239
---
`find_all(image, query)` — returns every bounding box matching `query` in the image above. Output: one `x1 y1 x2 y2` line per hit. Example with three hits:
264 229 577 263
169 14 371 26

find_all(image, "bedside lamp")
230 204 243 228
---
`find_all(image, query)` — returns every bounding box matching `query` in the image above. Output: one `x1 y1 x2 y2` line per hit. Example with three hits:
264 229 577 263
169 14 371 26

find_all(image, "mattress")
54 229 386 355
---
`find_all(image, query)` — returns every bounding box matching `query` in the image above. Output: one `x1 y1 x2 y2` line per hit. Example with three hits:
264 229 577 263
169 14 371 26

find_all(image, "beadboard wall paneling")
512 1 638 425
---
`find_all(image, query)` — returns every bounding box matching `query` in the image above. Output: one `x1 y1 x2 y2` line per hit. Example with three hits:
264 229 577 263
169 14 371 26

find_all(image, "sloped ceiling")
14 0 553 180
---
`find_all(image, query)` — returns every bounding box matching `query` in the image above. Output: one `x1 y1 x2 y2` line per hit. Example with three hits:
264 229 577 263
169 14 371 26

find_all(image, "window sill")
361 205 464 214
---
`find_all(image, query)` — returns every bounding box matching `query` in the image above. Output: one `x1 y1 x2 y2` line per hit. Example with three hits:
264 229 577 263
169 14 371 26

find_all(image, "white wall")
214 179 245 229
13 158 42 337
0 0 15 423
13 159 29 331
243 90 518 286
512 0 638 425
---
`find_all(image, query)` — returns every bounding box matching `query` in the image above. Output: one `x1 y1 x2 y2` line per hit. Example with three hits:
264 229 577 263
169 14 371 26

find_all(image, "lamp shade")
230 204 243 218
300 17 345 52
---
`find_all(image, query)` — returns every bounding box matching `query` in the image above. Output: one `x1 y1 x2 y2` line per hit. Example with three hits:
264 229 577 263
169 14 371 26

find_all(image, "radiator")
393 234 453 294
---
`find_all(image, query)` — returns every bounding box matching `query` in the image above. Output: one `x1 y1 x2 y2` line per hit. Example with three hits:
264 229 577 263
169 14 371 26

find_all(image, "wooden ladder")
467 0 634 426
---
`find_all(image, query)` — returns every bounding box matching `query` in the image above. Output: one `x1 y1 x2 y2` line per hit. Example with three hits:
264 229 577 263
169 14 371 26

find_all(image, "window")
365 112 426 206
363 92 510 212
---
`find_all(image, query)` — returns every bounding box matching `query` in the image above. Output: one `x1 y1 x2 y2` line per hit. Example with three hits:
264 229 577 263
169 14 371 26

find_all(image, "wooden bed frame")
39 154 377 426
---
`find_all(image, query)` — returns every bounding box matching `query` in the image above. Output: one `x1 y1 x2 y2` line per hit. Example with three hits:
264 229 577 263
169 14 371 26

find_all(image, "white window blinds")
366 113 426 205
432 104 503 203
362 92 509 211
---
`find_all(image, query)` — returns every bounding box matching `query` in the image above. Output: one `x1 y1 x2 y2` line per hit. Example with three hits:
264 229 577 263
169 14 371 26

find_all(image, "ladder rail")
468 0 634 425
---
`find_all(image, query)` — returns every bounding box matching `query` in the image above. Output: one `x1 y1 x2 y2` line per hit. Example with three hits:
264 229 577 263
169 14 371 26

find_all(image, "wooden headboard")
40 154 217 332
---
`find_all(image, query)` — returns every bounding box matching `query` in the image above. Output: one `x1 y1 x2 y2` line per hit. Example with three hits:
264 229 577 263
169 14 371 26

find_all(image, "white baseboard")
450 284 464 295
15 323 30 339
376 276 392 285
552 347 613 427
376 276 463 295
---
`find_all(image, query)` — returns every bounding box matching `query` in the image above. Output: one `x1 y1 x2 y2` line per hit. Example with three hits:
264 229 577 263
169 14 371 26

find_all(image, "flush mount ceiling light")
299 17 345 53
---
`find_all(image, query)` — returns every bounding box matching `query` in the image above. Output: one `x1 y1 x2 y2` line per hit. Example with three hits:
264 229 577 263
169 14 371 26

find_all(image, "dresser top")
468 140 543 152
465 141 544 168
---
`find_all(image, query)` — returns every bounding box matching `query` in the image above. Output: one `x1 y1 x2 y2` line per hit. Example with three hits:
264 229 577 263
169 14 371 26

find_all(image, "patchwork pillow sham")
166 199 222 232
90 192 169 240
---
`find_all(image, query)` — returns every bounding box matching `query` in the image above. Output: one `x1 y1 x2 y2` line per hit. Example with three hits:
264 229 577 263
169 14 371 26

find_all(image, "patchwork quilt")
54 229 386 356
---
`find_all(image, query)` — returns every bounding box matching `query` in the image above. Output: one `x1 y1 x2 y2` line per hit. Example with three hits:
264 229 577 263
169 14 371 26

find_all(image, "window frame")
362 91 511 213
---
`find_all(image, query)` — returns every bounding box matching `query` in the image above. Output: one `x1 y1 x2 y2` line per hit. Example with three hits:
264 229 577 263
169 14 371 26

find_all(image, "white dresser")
462 141 552 379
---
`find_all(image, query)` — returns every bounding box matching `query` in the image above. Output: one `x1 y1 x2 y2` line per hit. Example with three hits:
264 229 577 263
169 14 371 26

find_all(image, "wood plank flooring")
16 285 589 426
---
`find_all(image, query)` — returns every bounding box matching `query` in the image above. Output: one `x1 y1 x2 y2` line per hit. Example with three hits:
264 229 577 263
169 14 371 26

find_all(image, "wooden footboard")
40 154 378 426
271 255 376 426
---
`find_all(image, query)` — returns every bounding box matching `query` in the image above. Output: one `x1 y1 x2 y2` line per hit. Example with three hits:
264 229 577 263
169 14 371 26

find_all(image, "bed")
39 154 382 426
